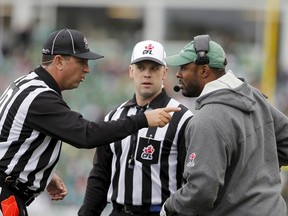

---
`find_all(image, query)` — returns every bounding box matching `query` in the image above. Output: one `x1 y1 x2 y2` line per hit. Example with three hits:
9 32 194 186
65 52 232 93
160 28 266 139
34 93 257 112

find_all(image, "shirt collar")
33 66 62 96
122 88 170 109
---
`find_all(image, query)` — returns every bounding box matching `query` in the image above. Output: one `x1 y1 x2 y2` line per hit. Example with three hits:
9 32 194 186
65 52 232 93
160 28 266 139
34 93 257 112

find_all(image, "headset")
194 34 210 65
194 34 228 67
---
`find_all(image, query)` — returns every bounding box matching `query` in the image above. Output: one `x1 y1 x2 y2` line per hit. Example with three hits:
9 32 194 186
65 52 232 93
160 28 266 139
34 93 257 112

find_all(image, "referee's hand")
46 173 68 201
145 107 181 128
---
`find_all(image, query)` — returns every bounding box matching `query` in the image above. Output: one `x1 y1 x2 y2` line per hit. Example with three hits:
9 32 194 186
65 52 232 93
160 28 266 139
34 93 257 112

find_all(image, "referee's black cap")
42 28 104 60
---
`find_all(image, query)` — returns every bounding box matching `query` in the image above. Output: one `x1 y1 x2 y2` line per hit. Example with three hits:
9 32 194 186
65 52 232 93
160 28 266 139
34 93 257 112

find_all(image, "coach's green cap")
165 38 227 69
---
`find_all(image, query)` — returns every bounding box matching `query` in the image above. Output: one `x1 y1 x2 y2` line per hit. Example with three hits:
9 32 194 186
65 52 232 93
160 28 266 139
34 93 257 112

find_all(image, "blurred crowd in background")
1 0 288 215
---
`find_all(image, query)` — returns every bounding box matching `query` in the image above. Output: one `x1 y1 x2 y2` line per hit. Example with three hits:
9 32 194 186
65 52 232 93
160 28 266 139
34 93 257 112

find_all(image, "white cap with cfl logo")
130 40 166 66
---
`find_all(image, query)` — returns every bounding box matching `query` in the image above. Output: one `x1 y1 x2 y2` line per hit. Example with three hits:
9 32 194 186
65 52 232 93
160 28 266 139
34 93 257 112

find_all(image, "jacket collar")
199 70 243 97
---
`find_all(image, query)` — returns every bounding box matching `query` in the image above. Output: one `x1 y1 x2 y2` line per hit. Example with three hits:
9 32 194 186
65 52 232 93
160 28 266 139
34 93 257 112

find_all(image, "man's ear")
129 65 134 78
54 55 65 70
201 65 210 78
162 66 168 80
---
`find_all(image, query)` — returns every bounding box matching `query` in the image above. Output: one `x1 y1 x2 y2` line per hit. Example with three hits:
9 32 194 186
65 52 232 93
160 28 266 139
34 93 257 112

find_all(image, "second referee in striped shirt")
78 40 193 216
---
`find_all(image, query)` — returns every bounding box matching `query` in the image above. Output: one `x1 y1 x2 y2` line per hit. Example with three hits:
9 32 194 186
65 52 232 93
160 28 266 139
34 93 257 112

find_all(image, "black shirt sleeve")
78 146 112 216
27 91 148 148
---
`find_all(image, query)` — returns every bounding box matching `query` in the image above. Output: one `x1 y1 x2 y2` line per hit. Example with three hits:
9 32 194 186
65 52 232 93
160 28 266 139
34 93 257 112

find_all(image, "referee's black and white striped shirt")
0 66 149 194
80 89 193 212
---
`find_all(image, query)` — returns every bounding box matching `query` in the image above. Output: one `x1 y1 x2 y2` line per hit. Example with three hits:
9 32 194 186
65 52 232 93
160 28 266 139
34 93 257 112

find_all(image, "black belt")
113 203 162 214
0 173 38 206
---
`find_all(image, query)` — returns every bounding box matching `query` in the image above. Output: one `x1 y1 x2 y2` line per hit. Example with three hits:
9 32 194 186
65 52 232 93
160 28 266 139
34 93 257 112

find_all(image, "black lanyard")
128 105 147 169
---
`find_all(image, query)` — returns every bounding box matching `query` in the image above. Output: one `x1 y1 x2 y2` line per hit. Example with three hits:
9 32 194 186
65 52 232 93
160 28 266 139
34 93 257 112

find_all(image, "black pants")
110 207 160 216
0 182 28 216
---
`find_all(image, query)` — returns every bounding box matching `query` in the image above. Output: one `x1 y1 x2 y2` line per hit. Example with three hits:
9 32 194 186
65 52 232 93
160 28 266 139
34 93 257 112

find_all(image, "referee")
78 40 193 216
0 29 179 216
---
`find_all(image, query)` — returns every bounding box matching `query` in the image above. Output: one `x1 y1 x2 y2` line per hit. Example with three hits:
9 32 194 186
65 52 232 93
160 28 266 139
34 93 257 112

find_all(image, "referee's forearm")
84 113 147 148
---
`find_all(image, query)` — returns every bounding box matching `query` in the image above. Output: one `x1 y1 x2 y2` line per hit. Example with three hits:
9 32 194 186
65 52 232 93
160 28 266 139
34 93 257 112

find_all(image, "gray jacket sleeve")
270 103 288 167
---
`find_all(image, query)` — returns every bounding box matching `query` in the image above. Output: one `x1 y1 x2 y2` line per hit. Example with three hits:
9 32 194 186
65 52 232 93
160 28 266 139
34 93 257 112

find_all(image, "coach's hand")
145 107 181 128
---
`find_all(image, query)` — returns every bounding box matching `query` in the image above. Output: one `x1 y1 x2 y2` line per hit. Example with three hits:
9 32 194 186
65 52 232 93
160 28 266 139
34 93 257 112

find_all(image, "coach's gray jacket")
165 71 288 216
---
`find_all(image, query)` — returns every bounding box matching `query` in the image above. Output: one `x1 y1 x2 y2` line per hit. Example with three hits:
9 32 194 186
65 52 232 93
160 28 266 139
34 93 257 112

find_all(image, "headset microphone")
173 85 181 92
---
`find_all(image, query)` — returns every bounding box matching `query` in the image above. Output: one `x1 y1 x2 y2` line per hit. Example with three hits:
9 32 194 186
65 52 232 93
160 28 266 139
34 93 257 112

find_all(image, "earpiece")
194 35 210 65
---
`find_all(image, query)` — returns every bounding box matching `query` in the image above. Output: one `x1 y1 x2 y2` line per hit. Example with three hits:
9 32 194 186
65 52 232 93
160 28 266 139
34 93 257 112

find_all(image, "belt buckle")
5 176 19 189
5 176 16 184
5 176 37 206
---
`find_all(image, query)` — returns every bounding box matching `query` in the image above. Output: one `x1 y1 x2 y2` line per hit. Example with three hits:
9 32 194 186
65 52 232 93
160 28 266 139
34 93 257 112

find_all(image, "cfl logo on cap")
143 44 154 55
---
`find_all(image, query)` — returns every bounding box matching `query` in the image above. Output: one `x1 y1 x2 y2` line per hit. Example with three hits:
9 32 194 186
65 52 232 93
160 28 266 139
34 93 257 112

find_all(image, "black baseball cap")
42 28 104 60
